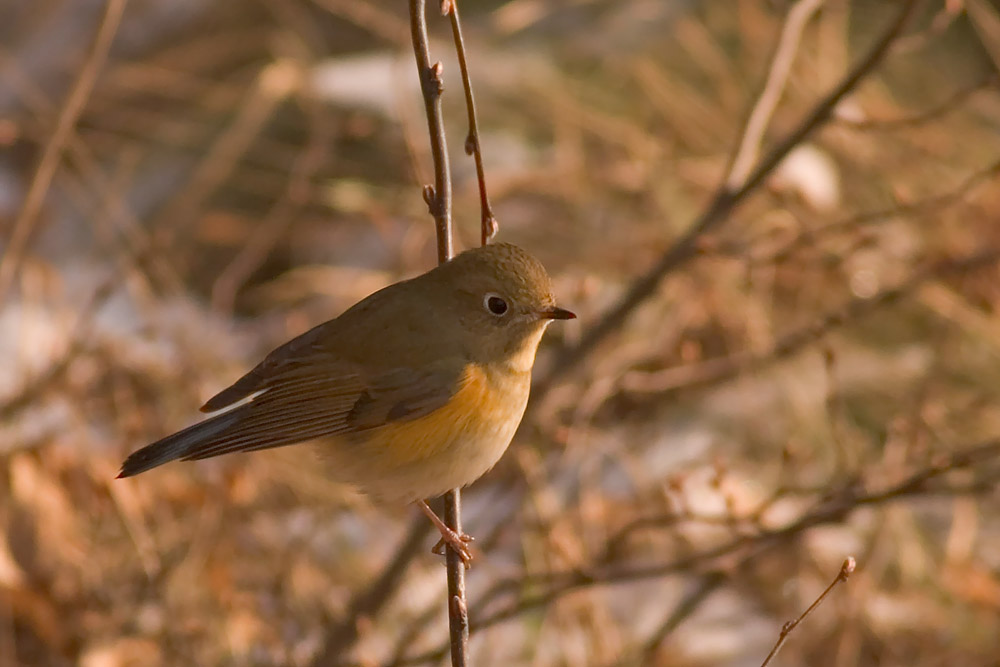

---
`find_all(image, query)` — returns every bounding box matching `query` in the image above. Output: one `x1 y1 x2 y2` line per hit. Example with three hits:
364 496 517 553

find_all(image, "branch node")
840 556 856 579
429 62 445 95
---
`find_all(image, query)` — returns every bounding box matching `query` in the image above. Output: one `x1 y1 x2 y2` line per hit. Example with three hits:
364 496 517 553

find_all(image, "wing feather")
119 356 466 477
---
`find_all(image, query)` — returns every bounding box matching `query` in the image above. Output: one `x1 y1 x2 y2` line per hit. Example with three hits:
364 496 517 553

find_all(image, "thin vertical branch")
408 1 467 665
443 490 469 664
410 0 453 263
441 0 498 245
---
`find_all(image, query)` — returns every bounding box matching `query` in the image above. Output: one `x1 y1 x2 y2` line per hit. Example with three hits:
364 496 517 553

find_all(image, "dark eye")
484 293 508 316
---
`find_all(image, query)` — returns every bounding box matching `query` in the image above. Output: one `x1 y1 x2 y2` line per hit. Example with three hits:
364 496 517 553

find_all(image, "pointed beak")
539 306 576 320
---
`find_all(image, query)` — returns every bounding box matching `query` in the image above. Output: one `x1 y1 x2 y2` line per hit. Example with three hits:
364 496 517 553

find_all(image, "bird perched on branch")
118 242 574 566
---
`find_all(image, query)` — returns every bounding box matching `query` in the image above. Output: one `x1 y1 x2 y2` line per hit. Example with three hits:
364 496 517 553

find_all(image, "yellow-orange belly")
315 363 530 502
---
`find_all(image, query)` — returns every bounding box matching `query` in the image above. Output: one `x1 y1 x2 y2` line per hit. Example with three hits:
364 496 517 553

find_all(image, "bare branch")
391 438 1000 665
725 0 826 189
639 572 727 663
538 0 919 390
620 248 1000 395
211 68 332 313
408 2 466 666
758 556 856 667
442 0 498 245
837 73 999 130
410 0 453 263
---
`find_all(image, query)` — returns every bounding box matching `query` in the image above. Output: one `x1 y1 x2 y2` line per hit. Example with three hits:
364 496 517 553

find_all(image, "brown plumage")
118 243 573 504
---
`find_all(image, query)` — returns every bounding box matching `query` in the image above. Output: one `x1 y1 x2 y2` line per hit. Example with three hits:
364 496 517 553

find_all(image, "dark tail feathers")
118 408 246 478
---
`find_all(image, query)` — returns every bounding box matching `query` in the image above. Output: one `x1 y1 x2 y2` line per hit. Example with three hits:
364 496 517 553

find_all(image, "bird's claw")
432 530 475 568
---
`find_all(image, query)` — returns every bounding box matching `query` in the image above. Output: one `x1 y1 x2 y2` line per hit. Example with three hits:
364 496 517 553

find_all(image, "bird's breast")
323 362 531 502
379 361 529 465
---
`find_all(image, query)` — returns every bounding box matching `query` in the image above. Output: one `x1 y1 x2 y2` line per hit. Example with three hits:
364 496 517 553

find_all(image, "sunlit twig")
758 557 856 667
441 0 498 244
408 2 466 666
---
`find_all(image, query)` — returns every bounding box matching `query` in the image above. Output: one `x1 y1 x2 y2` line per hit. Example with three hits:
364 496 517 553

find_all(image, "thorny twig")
758 557 856 667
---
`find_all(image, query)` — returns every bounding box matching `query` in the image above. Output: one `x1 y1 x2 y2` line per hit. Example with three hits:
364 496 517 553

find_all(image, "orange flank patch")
366 363 517 467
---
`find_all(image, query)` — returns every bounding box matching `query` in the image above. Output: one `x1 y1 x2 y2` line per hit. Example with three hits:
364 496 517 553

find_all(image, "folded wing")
118 357 463 478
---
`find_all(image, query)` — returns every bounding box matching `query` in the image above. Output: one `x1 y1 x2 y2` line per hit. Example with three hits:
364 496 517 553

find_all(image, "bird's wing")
118 357 466 477
199 319 337 413
345 366 458 429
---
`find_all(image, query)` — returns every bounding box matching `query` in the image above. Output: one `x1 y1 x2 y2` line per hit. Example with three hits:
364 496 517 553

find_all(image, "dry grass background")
2 0 1000 665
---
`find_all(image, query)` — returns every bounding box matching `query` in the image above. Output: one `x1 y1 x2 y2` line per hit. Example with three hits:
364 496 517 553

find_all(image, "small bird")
118 243 574 565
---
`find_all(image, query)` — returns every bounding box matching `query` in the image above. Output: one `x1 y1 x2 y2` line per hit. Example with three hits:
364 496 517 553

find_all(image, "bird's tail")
118 407 249 478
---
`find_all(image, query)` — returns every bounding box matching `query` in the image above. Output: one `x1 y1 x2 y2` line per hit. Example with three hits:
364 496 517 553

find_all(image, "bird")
118 242 574 566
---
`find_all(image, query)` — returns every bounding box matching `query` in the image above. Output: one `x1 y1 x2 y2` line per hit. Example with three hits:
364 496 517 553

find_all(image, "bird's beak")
538 306 576 320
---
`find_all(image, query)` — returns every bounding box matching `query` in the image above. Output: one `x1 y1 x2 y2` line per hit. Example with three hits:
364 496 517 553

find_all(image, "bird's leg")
417 500 474 568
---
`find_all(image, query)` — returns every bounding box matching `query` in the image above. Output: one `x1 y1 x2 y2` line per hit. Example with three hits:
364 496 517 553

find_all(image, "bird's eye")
484 293 509 316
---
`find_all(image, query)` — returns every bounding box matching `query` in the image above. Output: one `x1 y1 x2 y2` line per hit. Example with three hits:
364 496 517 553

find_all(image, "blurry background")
3 0 1000 665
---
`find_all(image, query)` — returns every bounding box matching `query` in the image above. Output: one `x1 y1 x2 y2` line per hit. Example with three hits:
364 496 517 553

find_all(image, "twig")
0 0 127 305
411 0 453 263
639 572 727 663
758 556 856 667
620 248 1000 394
537 0 918 390
725 0 826 189
391 438 1000 665
443 491 469 664
759 158 1000 266
441 0 498 244
837 73 999 130
408 1 467 666
0 54 182 296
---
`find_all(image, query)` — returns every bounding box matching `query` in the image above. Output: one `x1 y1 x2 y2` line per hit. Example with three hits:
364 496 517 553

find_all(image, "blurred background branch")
3 1 1000 665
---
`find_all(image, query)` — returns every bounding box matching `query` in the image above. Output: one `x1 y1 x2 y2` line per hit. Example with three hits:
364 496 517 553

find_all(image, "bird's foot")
417 500 475 569
431 530 475 568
